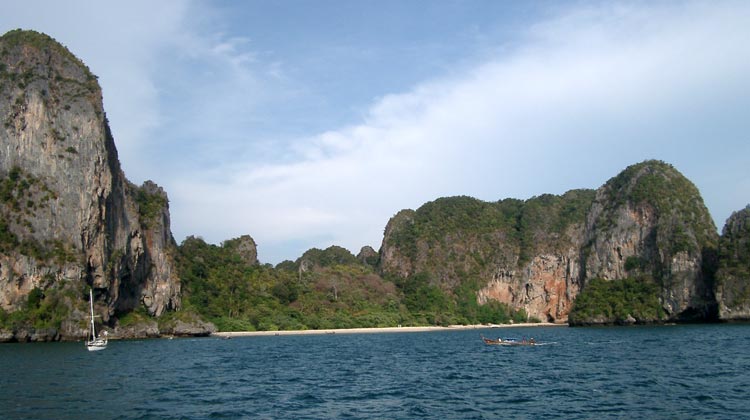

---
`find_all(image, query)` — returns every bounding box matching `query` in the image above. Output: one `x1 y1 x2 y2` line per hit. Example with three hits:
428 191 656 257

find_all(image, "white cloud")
169 1 750 263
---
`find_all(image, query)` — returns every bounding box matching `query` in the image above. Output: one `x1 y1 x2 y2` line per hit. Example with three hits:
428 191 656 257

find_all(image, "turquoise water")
1 324 749 419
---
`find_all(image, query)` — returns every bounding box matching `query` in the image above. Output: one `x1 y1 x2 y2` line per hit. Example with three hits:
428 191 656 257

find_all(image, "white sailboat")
86 288 107 351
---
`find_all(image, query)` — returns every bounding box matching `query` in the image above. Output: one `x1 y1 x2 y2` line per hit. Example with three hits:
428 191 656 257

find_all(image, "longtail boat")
481 334 536 346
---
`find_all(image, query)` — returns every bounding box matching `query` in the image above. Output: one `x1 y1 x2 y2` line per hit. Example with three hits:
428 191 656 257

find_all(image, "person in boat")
530 337 535 344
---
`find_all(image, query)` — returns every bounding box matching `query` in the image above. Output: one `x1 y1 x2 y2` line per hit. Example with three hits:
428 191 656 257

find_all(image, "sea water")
1 324 749 419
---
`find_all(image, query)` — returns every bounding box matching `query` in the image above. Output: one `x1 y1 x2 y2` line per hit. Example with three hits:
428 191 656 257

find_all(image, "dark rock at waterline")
0 329 14 343
30 328 59 342
163 319 217 337
114 320 160 339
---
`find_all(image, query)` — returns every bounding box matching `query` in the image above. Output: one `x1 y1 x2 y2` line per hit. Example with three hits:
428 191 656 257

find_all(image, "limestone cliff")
581 160 718 321
378 160 719 324
715 206 750 320
222 235 259 266
0 30 180 341
379 191 594 322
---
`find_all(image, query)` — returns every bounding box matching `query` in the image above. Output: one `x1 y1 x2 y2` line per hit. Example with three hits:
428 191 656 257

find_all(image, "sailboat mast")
89 288 96 339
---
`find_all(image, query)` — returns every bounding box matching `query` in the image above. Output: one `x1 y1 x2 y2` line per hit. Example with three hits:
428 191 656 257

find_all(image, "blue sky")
2 1 749 264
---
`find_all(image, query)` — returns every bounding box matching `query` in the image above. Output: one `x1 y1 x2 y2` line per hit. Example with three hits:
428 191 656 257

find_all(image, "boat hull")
86 337 107 351
87 289 107 351
483 340 535 347
86 344 106 352
481 335 536 346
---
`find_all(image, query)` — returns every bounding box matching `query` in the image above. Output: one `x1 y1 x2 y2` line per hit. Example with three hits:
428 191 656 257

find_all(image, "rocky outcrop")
0 30 180 340
379 161 719 324
356 246 378 267
581 161 718 321
0 329 14 342
111 311 217 339
715 206 750 320
113 319 160 339
223 235 258 266
379 209 418 279
158 312 217 337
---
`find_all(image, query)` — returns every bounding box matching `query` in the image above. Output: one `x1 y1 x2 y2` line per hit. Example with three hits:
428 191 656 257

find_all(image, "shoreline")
211 322 566 338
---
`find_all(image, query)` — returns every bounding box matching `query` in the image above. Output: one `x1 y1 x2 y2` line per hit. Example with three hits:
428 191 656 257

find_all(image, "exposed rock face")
119 180 181 317
380 192 593 322
581 161 718 320
357 245 378 267
379 161 719 323
114 319 160 339
223 235 258 266
163 318 216 337
477 253 582 322
0 30 180 340
715 206 750 320
0 329 13 342
379 210 418 279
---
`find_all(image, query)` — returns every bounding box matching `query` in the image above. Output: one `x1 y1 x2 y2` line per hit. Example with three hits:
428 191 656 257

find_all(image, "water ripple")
2 324 750 419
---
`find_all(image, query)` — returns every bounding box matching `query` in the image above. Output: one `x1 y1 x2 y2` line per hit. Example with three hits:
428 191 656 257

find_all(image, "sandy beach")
212 322 565 338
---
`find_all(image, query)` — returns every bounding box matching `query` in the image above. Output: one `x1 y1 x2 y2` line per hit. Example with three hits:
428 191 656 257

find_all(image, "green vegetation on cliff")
386 190 595 269
177 238 410 331
299 245 360 268
181 160 715 329
394 272 530 326
517 189 595 265
0 285 76 331
716 206 750 308
176 237 528 331
568 277 665 325
574 160 720 323
1 166 56 217
718 207 750 276
132 184 168 229
380 189 595 322
1 29 103 136
598 160 717 256
0 167 76 265
0 29 97 89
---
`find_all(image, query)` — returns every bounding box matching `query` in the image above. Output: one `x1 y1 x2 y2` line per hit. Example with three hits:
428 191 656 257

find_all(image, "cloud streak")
170 1 750 263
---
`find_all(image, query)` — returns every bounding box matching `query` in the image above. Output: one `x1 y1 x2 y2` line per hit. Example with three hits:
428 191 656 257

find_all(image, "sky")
2 1 749 264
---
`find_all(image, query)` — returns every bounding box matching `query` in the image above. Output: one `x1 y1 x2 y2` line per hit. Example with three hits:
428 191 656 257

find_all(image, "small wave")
291 392 327 405
207 409 255 419
6 323 750 419
408 404 429 416
502 397 535 404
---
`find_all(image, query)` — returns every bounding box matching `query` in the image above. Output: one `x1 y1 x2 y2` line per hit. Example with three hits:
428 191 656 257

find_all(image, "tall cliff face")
378 160 719 323
0 30 179 340
474 192 593 322
715 206 750 320
581 161 718 320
